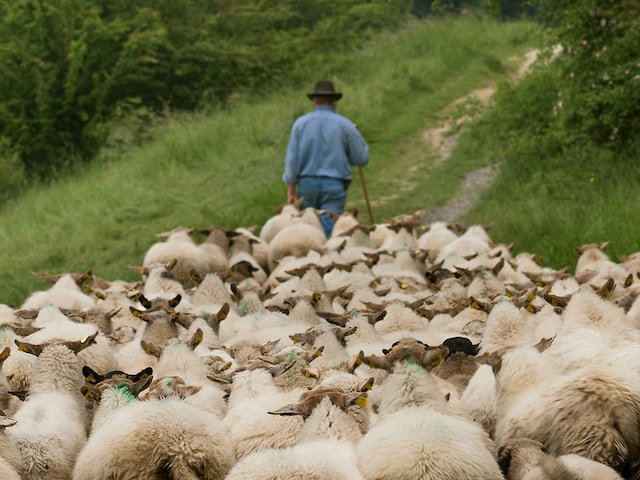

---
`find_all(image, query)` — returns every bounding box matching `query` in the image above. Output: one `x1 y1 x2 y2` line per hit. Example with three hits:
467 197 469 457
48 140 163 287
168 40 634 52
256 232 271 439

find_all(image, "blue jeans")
298 177 347 237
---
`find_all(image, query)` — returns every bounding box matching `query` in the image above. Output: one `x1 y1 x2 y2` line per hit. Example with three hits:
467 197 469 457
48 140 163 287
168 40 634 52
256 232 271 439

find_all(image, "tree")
534 0 640 148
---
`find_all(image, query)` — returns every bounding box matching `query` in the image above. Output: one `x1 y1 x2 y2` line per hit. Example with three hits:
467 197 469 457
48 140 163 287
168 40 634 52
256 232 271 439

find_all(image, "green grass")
1 14 605 306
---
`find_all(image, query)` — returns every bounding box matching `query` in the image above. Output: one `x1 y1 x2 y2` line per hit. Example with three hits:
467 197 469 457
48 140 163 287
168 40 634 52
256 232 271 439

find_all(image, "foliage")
0 16 541 305
0 0 411 183
533 0 640 149
456 0 640 270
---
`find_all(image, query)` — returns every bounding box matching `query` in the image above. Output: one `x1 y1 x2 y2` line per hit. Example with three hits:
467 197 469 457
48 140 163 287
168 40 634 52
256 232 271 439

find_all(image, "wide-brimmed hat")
307 80 343 100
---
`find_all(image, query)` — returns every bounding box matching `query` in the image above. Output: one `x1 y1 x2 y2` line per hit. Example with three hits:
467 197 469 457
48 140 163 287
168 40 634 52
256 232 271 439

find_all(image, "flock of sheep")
1 204 640 479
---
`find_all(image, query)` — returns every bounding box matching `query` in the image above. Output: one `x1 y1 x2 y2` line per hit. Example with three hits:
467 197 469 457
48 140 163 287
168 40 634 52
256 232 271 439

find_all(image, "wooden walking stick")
358 166 375 225
352 123 375 224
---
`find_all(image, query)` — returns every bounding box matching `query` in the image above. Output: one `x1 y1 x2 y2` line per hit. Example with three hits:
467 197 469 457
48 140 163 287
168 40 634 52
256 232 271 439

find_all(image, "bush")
0 0 412 183
535 0 640 149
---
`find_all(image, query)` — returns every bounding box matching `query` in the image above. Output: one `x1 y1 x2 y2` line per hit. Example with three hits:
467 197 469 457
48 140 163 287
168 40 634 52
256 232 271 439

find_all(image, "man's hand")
286 183 303 207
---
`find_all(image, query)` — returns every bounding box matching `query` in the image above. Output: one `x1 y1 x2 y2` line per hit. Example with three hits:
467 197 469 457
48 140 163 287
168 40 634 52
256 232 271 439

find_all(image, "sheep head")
382 338 449 372
268 385 368 418
15 332 98 356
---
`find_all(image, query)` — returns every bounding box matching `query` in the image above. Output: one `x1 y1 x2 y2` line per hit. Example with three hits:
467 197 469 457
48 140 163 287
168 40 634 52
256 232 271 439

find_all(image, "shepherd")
283 80 370 238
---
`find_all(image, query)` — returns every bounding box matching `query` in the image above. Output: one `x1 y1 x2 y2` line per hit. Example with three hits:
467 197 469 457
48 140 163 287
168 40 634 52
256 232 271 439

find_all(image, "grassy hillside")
4 14 630 307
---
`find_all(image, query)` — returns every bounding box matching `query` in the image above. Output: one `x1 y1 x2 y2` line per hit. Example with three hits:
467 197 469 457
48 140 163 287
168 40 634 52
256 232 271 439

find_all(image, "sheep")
259 202 303 244
267 221 326 272
0 330 37 408
222 368 306 458
0 411 22 480
416 220 460 261
198 225 231 275
494 344 640 473
269 373 373 434
356 405 503 480
143 340 227 418
478 301 536 355
72 392 235 480
21 273 95 311
7 341 91 480
234 226 271 273
227 231 268 285
499 437 625 480
225 437 365 480
459 363 498 436
371 300 425 336
142 227 210 288
226 393 367 480
435 224 493 271
23 305 119 375
137 262 189 305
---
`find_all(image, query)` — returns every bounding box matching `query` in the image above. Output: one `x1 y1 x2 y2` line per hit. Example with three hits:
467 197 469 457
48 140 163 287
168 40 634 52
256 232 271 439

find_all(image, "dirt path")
419 49 542 224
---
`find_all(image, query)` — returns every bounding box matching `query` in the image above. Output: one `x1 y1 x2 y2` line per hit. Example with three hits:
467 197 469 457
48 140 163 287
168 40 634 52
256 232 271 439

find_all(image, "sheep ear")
187 328 204 350
82 366 104 385
173 313 194 330
350 392 368 409
130 306 147 319
140 340 162 358
168 294 182 309
137 294 152 309
0 347 10 366
347 351 365 373
260 339 279 355
164 258 178 271
7 391 27 401
309 345 324 361
130 375 154 398
133 367 153 382
176 384 202 398
424 346 449 372
67 332 99 354
267 403 306 416
129 265 148 276
0 414 16 428
14 339 44 357
81 384 102 402
269 360 295 378
358 377 374 392
363 354 392 371
205 303 229 337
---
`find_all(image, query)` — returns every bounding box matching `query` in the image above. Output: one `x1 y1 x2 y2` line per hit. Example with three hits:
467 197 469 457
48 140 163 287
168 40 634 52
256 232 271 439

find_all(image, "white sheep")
8 342 90 480
416 221 460 261
225 437 365 480
478 301 535 355
356 405 503 480
267 221 326 272
198 225 230 275
145 341 227 418
222 368 306 458
259 203 302 244
500 437 625 480
21 274 95 311
72 392 235 480
0 408 22 479
459 363 498 437
226 394 366 480
142 227 210 288
495 344 640 472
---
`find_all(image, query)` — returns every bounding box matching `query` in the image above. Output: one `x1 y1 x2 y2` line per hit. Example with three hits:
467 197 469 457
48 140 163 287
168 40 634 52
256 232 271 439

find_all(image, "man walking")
283 80 369 237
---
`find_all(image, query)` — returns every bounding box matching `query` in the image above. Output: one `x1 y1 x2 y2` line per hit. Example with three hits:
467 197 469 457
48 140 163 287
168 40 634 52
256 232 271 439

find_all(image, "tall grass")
1 16 544 305
463 63 640 271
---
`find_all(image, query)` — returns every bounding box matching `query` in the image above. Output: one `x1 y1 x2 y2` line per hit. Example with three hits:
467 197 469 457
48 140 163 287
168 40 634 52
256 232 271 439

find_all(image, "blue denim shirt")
283 105 369 185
